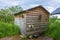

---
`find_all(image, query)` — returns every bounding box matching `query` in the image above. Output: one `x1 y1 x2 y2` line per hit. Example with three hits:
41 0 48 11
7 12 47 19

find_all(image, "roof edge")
14 5 50 15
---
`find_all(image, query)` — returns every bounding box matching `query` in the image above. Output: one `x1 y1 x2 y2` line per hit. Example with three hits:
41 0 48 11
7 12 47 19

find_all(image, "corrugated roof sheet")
52 7 60 15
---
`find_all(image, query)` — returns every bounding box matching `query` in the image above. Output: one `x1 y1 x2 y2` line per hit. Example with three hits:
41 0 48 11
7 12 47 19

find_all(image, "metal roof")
52 7 60 15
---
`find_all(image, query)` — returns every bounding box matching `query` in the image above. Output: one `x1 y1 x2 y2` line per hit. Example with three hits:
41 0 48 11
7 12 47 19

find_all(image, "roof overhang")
14 5 50 15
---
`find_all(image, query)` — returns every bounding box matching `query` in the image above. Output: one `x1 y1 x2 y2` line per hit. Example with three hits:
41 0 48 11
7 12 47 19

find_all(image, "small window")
38 15 42 20
22 14 24 18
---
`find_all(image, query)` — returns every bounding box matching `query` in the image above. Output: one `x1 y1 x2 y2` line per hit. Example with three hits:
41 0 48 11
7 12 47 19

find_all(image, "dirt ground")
27 36 53 40
0 35 53 40
0 35 21 40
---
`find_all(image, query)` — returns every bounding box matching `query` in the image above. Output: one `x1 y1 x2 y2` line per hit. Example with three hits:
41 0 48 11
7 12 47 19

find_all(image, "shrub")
0 21 20 38
44 17 60 40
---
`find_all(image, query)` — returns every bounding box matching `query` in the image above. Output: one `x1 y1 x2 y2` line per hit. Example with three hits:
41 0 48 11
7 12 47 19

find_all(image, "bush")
0 21 20 38
44 17 60 40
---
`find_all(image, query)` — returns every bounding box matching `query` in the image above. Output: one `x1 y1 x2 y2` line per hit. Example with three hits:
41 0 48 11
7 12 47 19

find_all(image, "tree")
0 5 23 23
9 5 23 14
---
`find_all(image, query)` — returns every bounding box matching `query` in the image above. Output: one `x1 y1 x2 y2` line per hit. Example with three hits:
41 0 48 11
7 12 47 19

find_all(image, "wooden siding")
14 6 49 35
25 7 49 35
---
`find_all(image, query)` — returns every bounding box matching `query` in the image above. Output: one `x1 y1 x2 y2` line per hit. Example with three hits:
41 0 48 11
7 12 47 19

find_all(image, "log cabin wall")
25 7 49 35
14 6 49 36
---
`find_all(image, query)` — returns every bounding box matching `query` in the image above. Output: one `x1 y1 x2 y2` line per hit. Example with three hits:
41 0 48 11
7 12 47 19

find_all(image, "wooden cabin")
14 6 50 36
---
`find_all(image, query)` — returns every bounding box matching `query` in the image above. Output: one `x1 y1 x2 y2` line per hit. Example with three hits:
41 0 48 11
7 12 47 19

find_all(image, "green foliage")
0 5 22 38
0 5 23 23
45 17 60 40
0 21 20 38
9 5 23 13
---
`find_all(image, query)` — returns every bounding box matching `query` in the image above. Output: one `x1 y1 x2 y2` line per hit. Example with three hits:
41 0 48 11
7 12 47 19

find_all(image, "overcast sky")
0 0 60 13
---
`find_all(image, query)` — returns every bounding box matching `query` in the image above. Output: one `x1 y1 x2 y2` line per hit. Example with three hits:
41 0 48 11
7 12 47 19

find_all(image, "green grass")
0 21 20 38
44 17 60 40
